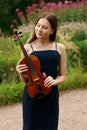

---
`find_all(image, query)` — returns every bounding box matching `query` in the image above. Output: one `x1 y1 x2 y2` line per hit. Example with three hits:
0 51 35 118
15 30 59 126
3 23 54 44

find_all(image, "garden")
0 0 87 106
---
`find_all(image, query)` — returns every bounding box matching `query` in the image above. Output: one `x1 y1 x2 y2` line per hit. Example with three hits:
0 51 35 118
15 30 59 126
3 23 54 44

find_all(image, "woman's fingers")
16 64 28 73
44 76 54 88
43 72 47 78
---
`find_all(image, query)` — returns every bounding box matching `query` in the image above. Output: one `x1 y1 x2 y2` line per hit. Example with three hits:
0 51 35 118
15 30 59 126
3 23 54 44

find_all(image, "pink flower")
39 0 45 4
17 11 24 17
57 2 63 8
32 4 38 8
10 24 14 29
39 1 45 6
46 2 58 11
64 0 69 4
12 19 17 23
15 8 20 13
26 6 32 11
36 8 41 12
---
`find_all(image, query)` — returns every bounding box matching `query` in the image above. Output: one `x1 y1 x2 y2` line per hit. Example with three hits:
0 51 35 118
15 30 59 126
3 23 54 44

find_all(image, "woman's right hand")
16 64 28 74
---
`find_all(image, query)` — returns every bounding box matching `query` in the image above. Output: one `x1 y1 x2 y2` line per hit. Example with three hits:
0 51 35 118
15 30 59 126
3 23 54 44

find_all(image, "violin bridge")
33 77 40 81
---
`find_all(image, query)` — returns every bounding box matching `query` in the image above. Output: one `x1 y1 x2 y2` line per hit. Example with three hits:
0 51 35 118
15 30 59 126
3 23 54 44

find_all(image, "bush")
59 63 87 90
71 30 87 41
0 33 29 83
74 41 87 67
0 38 20 83
0 82 24 106
0 0 39 34
66 50 80 68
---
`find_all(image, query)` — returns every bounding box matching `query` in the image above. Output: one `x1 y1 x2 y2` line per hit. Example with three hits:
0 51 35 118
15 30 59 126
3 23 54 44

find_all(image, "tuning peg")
12 38 17 42
11 35 17 41
13 29 18 35
18 31 23 37
13 39 17 42
11 36 15 38
19 31 22 34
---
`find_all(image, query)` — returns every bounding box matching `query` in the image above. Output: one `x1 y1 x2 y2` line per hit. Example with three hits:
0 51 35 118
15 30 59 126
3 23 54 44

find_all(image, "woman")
16 13 66 130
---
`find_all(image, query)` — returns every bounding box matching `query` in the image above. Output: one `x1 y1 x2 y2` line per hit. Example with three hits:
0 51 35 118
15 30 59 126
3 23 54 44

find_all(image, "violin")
13 29 52 99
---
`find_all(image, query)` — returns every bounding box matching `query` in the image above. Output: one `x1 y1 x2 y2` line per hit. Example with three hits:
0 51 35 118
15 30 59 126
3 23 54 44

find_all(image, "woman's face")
35 18 54 40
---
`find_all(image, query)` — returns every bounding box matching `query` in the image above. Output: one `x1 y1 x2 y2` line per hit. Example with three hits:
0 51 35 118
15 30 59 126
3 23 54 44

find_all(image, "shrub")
74 41 87 67
0 33 29 83
71 30 87 41
0 82 24 106
59 62 87 90
0 38 20 83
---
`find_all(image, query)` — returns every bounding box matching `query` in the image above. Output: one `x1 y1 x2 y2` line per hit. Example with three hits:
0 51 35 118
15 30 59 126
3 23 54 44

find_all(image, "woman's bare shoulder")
24 43 30 48
22 43 32 55
57 42 65 49
56 43 66 55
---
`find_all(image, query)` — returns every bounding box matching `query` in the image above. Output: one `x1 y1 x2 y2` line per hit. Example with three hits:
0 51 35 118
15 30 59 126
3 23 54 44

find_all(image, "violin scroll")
12 29 23 42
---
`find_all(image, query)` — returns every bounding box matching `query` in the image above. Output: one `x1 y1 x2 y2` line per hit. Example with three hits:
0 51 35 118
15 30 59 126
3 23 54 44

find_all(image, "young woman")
16 13 66 130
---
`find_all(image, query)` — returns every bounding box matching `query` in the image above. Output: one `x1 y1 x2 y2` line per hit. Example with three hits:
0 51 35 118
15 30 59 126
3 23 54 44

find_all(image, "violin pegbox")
18 31 23 38
12 29 23 42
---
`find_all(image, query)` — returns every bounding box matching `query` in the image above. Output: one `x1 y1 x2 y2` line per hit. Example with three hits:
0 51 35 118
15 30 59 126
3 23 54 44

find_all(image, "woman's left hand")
44 74 55 88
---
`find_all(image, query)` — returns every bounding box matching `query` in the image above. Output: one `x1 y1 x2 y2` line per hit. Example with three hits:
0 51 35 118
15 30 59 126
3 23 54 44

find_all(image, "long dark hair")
29 13 58 43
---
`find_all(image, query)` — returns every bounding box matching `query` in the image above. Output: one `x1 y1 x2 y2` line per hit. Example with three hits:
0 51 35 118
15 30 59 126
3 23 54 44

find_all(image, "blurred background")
0 0 87 106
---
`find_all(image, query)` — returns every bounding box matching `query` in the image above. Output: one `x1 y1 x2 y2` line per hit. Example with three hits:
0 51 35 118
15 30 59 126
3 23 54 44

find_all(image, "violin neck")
19 40 36 74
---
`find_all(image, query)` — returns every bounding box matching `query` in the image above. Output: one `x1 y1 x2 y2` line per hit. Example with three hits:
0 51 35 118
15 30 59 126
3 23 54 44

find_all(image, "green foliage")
0 82 24 106
66 50 80 68
55 5 87 26
71 30 87 41
59 63 87 90
0 0 38 34
0 38 20 83
71 30 87 67
0 33 29 83
74 41 87 67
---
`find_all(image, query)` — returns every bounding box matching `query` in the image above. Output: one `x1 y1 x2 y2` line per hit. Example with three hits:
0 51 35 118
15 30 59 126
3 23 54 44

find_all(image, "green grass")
0 33 30 83
0 82 24 106
59 66 87 90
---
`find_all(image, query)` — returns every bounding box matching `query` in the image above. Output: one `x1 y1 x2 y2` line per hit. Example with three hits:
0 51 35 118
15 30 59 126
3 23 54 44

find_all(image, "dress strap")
55 42 57 50
30 43 34 52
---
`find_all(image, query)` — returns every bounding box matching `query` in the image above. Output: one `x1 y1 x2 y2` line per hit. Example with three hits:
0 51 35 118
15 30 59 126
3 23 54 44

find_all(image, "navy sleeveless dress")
23 44 60 130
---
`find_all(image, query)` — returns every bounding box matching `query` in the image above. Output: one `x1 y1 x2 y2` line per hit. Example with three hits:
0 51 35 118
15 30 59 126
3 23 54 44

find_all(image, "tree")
0 0 38 34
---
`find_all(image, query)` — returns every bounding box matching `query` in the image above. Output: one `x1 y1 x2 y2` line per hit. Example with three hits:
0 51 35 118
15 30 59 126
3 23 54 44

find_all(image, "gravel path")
0 89 87 130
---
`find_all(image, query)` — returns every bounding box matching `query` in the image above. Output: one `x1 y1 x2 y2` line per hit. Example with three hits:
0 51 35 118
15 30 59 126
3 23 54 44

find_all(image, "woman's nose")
38 26 42 31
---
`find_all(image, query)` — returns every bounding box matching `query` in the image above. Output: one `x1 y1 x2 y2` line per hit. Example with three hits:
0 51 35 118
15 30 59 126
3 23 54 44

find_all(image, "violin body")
19 55 52 99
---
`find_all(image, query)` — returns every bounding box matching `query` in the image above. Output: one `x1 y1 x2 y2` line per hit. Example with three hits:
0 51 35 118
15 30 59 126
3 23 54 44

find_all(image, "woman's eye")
36 24 40 27
42 26 48 29
36 24 48 30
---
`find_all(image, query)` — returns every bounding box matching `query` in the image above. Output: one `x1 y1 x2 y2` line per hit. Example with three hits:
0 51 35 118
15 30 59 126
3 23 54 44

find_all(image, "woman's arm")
44 43 66 88
56 43 66 84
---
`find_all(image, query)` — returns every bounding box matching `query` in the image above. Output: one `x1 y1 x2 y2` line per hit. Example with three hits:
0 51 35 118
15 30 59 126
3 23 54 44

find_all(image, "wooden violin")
13 29 52 99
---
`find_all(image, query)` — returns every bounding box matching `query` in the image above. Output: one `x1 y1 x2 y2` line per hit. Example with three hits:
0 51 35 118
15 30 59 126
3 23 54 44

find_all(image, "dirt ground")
0 89 87 130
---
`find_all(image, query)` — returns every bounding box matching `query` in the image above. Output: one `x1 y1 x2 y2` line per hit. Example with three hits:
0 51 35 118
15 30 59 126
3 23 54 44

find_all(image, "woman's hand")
43 73 55 88
16 64 28 74
16 63 29 82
